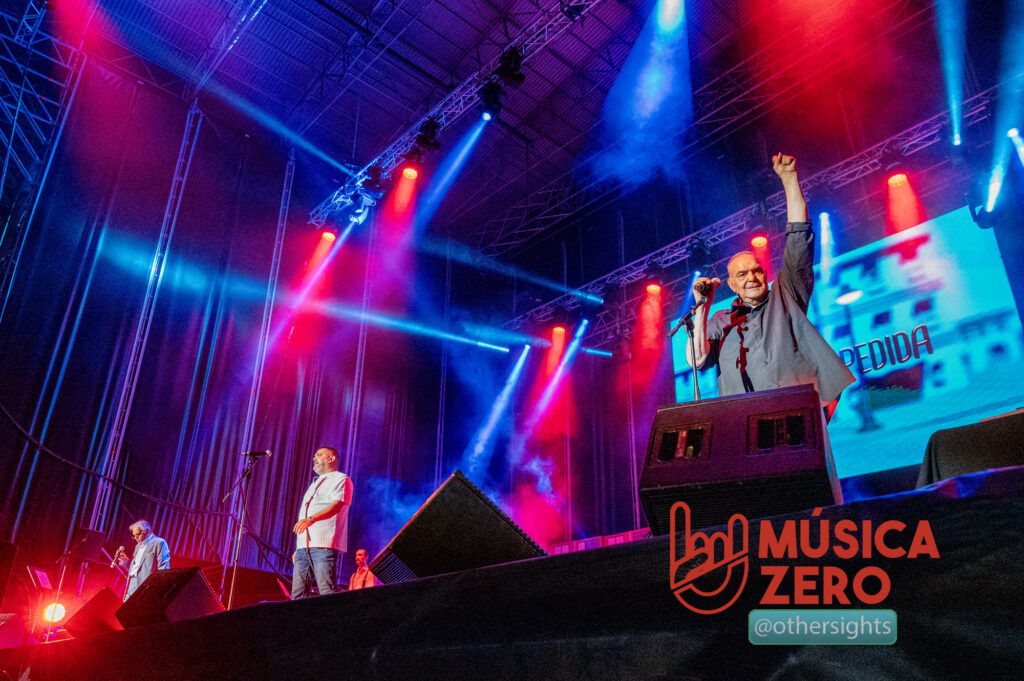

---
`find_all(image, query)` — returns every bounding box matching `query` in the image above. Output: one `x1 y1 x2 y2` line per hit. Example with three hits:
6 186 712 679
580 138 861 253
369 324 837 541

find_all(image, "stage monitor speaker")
0 613 37 649
64 587 124 638
640 384 842 535
115 567 224 629
369 470 546 584
0 542 16 609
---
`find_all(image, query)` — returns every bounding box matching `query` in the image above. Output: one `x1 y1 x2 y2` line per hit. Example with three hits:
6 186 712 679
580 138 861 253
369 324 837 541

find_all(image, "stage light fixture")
685 239 712 272
400 146 423 179
645 282 661 295
43 602 66 623
479 79 504 121
495 47 526 88
321 229 337 243
751 235 768 248
415 118 442 152
360 165 384 199
887 172 908 187
1009 128 1021 139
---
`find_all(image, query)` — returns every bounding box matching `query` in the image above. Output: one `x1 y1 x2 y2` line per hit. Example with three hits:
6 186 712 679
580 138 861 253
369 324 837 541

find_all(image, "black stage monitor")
369 470 546 584
640 384 842 534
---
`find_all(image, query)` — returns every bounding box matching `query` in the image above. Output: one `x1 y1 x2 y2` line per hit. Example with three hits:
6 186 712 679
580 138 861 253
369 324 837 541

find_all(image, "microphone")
242 449 272 457
694 277 721 297
110 546 124 568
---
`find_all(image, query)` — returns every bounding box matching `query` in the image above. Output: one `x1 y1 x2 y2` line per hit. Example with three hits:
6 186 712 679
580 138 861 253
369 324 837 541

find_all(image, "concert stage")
2 466 1022 681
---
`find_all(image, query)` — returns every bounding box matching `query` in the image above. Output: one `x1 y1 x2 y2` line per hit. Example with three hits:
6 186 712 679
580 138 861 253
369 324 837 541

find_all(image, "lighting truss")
471 0 934 255
308 0 606 226
507 87 996 347
188 0 269 100
0 7 79 198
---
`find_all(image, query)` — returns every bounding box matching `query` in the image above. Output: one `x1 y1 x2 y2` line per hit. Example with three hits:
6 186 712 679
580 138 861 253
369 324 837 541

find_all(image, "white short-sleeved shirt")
296 470 352 552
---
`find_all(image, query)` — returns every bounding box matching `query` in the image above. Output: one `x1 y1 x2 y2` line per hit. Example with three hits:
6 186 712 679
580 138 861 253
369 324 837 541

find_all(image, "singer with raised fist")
116 520 171 601
686 153 854 415
291 446 353 599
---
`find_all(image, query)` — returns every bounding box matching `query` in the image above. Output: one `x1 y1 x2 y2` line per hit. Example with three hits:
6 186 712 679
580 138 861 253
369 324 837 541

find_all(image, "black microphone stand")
222 454 260 610
680 302 704 403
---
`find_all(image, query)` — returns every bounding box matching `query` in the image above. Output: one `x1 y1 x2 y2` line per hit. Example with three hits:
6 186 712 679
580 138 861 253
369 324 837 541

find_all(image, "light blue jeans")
291 548 339 599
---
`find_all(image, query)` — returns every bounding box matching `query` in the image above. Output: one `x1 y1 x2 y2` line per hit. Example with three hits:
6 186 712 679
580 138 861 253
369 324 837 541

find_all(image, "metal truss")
90 102 204 533
308 0 607 226
507 87 997 348
472 0 933 255
188 0 269 100
0 7 78 198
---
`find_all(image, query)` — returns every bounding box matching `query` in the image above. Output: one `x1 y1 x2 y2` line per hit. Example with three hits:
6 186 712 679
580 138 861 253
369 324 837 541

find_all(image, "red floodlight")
751 235 768 248
887 172 908 187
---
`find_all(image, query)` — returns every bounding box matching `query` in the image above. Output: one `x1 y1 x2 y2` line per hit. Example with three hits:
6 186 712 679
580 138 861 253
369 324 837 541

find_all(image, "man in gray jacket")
115 519 171 601
687 153 855 414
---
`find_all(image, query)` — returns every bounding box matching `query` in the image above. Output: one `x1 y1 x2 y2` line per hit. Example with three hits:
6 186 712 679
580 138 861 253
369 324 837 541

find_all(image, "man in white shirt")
115 520 170 601
291 446 352 599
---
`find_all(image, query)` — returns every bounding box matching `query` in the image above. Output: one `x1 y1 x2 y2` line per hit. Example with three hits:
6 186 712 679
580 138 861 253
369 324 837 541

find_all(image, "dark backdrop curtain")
0 59 654 592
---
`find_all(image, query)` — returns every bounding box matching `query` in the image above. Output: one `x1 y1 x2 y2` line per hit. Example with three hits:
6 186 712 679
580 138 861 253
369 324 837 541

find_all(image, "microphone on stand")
110 546 125 568
668 278 721 338
242 450 272 457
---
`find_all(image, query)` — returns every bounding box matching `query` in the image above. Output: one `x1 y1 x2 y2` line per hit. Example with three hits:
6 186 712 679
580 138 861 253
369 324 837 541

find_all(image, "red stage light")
43 602 66 622
887 172 908 187
552 325 566 337
402 167 418 180
645 283 661 295
320 230 337 243
751 235 768 248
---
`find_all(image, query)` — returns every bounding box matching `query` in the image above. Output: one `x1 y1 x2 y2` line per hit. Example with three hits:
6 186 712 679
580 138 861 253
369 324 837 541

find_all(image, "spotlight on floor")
43 602 67 623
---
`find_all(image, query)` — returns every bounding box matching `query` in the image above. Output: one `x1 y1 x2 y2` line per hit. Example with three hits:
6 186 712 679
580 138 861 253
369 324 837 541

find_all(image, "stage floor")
3 466 1023 681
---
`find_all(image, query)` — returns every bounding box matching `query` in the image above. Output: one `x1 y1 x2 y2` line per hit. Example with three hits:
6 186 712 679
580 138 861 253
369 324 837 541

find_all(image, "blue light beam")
460 345 532 479
935 0 966 146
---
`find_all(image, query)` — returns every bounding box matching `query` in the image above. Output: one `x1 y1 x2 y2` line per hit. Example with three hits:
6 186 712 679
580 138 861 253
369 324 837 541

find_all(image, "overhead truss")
507 88 996 348
308 0 607 225
471 0 934 255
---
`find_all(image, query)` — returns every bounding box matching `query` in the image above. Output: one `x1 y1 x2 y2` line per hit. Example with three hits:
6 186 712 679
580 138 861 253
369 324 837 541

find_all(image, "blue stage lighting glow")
935 0 966 150
581 347 613 358
953 134 962 146
1009 128 1021 139
312 300 510 353
656 0 685 36
986 162 1006 213
1010 129 1024 170
984 0 1024 214
420 237 602 306
591 0 692 185
105 19 351 175
415 119 488 233
482 111 493 121
819 211 835 283
461 345 531 478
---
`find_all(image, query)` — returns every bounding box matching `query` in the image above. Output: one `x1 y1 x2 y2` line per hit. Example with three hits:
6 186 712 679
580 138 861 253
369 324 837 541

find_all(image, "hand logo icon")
669 501 749 614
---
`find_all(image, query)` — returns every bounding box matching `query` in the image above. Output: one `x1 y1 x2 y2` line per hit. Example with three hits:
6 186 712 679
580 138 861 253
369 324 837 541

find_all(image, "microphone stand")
223 454 260 610
681 303 703 403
